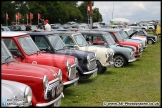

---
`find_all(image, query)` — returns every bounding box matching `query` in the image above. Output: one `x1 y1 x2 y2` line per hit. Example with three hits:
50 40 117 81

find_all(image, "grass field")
60 36 161 107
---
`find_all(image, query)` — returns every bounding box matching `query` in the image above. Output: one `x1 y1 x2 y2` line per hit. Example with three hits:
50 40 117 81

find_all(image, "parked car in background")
2 32 79 88
8 25 26 31
79 30 137 68
123 28 147 48
133 29 158 44
24 31 98 80
1 40 64 107
92 29 143 57
2 79 32 107
1 26 11 32
53 31 115 73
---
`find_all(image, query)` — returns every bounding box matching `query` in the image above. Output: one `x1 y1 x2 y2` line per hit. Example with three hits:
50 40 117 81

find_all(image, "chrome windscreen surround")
87 58 97 70
44 78 63 100
68 64 77 80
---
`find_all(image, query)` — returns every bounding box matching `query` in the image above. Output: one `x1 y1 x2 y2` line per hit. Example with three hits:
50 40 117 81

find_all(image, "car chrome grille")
45 78 63 100
88 58 97 70
69 64 77 80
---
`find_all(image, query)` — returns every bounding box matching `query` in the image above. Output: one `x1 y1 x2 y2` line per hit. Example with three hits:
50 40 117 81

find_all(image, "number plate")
53 99 61 107
92 71 97 78
74 80 78 86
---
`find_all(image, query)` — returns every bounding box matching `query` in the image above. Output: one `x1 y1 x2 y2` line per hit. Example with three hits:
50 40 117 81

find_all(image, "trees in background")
1 1 103 25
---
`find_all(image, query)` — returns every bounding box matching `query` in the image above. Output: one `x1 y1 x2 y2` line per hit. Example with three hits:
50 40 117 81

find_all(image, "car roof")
17 31 57 35
85 28 121 32
52 31 81 35
2 32 28 37
78 30 108 35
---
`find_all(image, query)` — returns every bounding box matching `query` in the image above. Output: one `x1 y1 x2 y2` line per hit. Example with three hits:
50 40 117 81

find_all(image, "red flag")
38 13 41 19
16 14 18 20
6 13 9 20
18 12 21 19
30 13 33 19
26 14 29 20
87 6 90 12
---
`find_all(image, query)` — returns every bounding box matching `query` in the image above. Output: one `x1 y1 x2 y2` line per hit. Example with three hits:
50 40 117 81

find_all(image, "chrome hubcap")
114 56 124 67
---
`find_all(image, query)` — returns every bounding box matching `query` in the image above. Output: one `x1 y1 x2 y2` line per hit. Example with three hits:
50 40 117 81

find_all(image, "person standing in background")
44 19 51 31
26 22 33 31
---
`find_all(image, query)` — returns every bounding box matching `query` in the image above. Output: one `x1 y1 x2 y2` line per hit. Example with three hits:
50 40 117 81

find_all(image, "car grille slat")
88 59 97 70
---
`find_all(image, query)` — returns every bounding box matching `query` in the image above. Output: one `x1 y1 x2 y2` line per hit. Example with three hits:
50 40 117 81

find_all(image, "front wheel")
147 39 153 44
114 55 127 68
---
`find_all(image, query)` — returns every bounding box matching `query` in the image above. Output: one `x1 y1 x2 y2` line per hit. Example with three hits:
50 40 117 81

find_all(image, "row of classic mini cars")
1 27 158 107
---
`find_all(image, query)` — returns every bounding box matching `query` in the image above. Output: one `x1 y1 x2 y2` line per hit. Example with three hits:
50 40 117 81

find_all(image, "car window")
60 35 74 46
34 37 49 49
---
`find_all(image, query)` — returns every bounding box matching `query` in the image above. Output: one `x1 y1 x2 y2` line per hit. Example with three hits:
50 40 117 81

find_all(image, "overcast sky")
78 1 161 24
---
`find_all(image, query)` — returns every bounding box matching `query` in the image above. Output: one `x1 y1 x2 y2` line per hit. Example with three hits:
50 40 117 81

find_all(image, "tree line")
1 1 103 25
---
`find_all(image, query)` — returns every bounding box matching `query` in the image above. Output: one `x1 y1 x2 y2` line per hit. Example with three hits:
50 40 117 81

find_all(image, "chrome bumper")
36 92 64 107
63 76 79 86
83 68 98 75
128 57 137 62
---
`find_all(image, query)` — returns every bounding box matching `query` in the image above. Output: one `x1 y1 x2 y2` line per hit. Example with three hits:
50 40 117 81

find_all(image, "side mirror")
46 47 53 53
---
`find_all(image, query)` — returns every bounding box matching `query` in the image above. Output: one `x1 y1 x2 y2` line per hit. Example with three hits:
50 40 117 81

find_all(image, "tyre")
147 39 153 44
101 67 107 73
114 55 127 68
96 60 103 73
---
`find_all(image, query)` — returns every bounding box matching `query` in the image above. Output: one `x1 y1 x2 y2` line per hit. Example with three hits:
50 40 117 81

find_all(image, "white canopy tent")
111 18 129 23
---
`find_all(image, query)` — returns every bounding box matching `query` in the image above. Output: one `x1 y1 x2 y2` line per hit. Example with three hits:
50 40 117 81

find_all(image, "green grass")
60 37 161 107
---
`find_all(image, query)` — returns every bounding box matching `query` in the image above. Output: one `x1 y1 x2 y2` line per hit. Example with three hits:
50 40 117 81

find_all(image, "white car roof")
2 32 28 37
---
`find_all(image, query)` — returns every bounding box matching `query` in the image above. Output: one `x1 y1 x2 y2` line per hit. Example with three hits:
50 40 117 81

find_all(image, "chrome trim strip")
63 76 79 86
36 92 64 107
83 68 98 75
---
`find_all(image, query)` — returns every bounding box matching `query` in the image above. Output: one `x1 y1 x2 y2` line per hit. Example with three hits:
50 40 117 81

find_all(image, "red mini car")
2 40 64 107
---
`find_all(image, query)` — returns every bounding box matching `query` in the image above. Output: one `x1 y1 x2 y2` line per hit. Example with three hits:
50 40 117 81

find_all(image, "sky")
78 1 161 24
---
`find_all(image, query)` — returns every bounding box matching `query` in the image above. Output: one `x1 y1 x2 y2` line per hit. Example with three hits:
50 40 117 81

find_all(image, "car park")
79 30 137 68
53 31 115 73
1 40 64 107
2 79 32 107
24 31 98 80
91 29 143 57
2 32 79 88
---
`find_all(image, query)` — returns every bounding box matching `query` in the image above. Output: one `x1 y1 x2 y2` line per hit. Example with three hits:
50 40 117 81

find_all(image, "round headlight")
87 55 90 63
24 86 32 103
66 61 71 72
58 69 62 81
74 58 78 66
94 53 97 58
105 51 109 58
43 75 49 90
